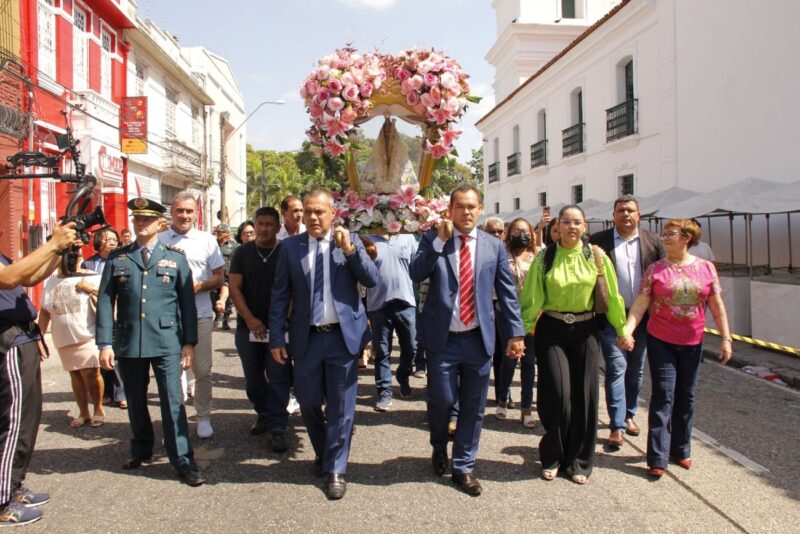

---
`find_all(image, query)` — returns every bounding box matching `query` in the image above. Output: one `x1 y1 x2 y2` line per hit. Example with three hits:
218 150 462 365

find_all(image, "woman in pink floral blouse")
622 218 732 478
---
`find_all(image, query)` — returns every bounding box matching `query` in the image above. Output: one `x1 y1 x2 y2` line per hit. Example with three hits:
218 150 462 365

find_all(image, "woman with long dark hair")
496 218 537 428
519 205 627 484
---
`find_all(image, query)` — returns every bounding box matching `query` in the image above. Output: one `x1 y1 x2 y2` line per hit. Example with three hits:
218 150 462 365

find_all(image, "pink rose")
440 72 458 91
327 78 342 93
384 220 402 234
315 65 330 81
406 92 420 106
351 68 365 85
418 60 433 74
340 106 358 124
342 84 359 102
400 79 411 96
430 85 442 104
304 79 319 97
397 68 412 81
443 97 460 112
424 73 438 87
326 97 345 112
359 82 374 98
409 75 424 91
341 72 355 87
315 88 331 104
420 93 436 109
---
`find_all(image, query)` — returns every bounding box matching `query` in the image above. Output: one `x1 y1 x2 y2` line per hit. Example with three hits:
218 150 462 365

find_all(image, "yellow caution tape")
705 328 800 357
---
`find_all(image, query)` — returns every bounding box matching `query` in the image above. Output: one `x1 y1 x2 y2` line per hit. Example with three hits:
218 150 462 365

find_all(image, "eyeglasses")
487 229 504 236
661 230 683 239
241 231 256 236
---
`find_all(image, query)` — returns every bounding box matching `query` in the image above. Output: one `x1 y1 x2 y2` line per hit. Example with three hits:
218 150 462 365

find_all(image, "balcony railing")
507 152 521 176
530 139 547 168
562 123 584 157
606 98 638 142
487 162 499 183
162 138 202 179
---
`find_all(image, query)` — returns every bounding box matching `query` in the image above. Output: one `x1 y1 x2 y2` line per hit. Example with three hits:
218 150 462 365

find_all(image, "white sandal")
495 405 508 419
521 413 536 428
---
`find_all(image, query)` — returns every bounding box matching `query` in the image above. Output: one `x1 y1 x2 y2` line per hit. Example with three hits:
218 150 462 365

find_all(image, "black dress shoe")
250 415 268 435
180 470 206 487
452 472 483 496
122 456 152 470
432 449 448 476
325 474 346 500
270 431 288 453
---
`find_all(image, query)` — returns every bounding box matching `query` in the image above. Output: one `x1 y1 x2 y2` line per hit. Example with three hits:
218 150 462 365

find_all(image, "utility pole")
219 112 228 225
260 153 266 208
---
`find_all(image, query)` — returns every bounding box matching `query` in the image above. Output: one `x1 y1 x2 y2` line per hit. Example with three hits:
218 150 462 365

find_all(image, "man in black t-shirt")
228 207 290 452
0 222 78 527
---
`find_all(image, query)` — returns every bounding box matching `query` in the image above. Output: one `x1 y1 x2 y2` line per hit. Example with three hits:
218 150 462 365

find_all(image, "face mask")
511 233 531 249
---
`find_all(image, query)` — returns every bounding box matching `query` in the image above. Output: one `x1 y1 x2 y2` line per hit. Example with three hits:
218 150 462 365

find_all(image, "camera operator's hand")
50 221 79 252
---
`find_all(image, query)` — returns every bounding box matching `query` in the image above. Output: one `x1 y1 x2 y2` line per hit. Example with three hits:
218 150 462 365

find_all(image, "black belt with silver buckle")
543 311 595 324
311 323 340 333
449 327 480 336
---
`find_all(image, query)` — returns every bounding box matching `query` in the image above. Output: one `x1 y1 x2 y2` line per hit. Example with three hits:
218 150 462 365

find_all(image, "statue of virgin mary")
360 117 418 194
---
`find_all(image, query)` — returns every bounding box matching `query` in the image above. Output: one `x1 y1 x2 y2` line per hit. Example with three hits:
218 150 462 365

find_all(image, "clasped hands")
616 332 635 351
506 336 525 359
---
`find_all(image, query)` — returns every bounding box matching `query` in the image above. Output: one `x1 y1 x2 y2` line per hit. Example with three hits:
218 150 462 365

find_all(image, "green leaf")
466 94 482 104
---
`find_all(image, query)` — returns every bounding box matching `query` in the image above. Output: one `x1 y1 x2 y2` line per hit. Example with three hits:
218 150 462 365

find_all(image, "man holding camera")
0 222 78 527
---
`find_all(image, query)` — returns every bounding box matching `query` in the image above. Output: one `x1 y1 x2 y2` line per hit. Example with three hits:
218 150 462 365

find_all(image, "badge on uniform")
162 275 170 284
157 259 177 268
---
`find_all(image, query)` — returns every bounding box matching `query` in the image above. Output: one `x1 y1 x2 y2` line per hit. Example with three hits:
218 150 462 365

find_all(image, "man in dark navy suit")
410 185 525 496
269 188 379 500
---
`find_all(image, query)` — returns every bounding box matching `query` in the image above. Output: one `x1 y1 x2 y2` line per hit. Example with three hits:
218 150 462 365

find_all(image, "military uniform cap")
128 197 166 217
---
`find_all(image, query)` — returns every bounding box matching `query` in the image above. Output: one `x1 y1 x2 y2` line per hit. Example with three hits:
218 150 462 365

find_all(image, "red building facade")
1 0 134 263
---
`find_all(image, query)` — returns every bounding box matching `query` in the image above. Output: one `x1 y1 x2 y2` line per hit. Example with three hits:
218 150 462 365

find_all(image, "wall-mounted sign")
97 145 124 184
120 96 147 154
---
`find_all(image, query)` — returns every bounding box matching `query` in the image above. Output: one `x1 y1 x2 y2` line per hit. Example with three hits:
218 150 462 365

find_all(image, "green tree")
468 146 484 182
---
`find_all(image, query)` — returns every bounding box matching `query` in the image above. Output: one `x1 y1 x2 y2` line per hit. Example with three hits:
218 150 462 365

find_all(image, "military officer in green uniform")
96 197 205 486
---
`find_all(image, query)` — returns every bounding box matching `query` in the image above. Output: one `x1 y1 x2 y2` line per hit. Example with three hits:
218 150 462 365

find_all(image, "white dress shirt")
277 223 306 241
308 231 339 326
433 227 479 332
612 228 641 309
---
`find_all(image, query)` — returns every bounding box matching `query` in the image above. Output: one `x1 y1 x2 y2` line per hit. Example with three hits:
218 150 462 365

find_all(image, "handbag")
591 245 609 314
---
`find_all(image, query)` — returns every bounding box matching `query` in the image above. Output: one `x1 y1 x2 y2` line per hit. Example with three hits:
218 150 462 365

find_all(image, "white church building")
477 0 800 347
479 0 799 212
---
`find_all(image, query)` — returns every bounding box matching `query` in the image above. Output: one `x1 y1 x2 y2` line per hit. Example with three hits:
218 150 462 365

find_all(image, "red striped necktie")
459 234 475 326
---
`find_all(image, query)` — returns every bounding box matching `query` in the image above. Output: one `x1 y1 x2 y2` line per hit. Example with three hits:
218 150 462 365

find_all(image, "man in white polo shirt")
159 191 225 439
276 195 305 241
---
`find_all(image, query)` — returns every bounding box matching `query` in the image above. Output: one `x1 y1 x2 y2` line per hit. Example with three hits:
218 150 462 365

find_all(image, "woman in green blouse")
519 205 627 484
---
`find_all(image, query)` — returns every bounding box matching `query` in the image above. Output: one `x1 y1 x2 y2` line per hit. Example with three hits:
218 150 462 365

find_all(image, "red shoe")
648 467 665 477
676 458 693 470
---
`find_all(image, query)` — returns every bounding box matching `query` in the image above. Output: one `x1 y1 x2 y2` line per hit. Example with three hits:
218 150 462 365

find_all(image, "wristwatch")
343 244 356 256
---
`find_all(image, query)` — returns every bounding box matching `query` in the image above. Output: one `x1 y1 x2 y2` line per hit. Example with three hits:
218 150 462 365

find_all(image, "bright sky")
140 0 497 162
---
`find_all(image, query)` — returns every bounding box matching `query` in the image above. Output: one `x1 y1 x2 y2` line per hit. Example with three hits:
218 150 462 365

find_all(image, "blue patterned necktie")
312 238 325 325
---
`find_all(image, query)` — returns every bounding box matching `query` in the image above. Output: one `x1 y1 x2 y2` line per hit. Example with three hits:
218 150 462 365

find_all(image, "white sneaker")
187 379 196 399
197 418 213 439
286 395 300 415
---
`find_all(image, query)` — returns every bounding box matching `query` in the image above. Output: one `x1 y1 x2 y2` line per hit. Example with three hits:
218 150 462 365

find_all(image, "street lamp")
219 99 285 224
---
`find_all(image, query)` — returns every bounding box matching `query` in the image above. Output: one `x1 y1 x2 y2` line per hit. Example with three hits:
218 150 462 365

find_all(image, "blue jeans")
234 325 290 431
646 335 703 469
368 301 417 396
599 320 648 431
497 334 536 410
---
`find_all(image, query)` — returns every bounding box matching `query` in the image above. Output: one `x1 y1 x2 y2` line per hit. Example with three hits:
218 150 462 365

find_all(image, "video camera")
1 113 109 276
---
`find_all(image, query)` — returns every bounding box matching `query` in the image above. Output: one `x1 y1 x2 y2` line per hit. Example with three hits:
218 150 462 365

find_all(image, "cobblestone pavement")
21 327 800 533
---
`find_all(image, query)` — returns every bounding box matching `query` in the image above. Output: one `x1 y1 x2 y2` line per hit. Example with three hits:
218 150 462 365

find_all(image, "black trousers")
535 314 601 478
0 340 41 505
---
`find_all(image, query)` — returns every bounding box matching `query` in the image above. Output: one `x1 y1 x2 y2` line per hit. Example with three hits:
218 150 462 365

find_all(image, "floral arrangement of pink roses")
301 45 479 160
333 186 449 235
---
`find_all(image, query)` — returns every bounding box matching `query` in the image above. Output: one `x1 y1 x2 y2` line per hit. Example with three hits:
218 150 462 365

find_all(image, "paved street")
23 328 800 533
